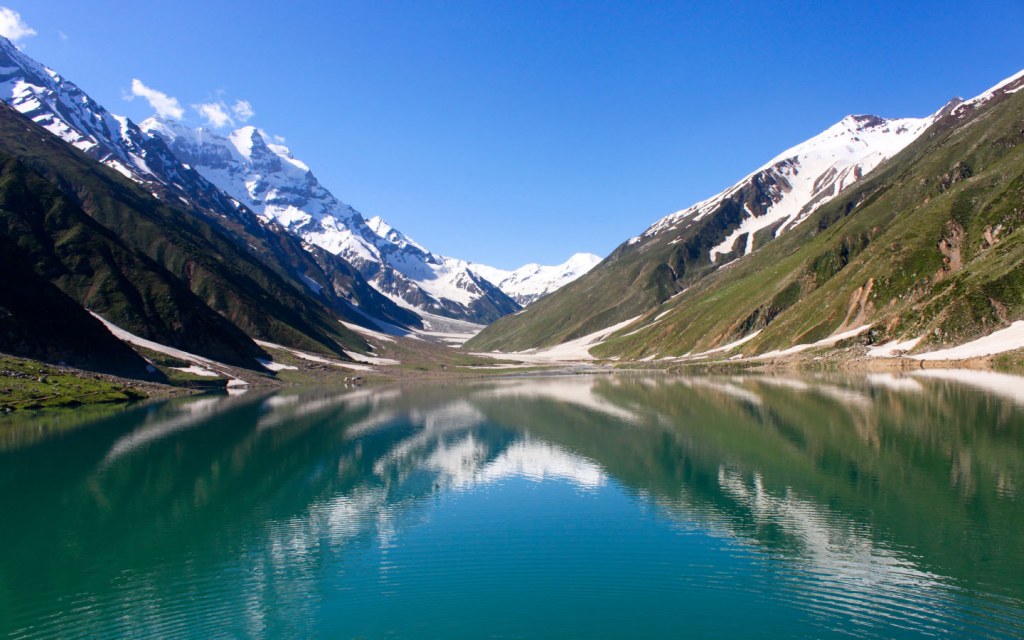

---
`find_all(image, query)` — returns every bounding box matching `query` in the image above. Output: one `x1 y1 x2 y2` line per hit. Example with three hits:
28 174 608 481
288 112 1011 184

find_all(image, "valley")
0 34 1023 408
2 6 1024 639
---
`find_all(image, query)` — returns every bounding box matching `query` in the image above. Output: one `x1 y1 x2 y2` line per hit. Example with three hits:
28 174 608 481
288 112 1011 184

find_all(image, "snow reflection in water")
2 372 1023 639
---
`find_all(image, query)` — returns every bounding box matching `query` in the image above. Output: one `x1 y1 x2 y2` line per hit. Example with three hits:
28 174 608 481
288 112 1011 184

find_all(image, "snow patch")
478 315 641 363
689 330 762 358
911 321 1024 361
755 325 871 360
170 365 220 377
867 337 923 358
254 339 374 371
257 358 299 372
342 350 399 366
92 312 224 368
91 312 256 387
340 321 396 343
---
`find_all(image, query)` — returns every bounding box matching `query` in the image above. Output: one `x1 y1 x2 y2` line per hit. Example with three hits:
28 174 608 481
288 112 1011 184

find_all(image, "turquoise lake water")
1 372 1023 638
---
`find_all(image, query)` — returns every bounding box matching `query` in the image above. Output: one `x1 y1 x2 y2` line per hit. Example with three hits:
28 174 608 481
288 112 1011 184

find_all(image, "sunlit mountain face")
2 373 1023 639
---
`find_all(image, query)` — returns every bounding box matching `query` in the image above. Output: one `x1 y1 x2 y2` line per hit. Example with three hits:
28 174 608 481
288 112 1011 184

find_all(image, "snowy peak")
141 116 358 233
365 215 430 256
562 252 604 272
947 68 1024 120
472 253 602 306
228 126 262 160
0 37 249 220
0 35 148 173
0 38 513 330
641 107 942 263
762 113 931 173
142 117 519 323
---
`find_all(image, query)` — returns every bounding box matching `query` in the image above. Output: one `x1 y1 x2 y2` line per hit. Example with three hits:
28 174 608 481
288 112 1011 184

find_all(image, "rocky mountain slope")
0 34 611 338
0 35 421 335
469 69 1024 361
0 100 374 369
138 117 519 325
0 37 245 224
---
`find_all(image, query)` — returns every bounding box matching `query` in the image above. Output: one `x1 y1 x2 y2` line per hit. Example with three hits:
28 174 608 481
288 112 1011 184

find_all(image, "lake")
1 371 1023 639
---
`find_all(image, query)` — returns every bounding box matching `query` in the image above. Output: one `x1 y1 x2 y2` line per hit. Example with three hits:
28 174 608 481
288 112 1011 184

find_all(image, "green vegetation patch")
0 354 146 411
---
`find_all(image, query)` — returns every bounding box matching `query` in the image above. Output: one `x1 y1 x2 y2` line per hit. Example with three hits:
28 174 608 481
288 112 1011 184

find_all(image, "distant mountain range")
471 253 601 306
469 69 1024 362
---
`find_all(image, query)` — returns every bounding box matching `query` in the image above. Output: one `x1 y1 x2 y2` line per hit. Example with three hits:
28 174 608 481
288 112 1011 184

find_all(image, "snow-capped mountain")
466 94 981 353
472 253 602 306
949 69 1024 118
0 35 429 334
470 66 1024 358
638 110 949 262
140 117 519 324
0 37 246 220
0 34 520 327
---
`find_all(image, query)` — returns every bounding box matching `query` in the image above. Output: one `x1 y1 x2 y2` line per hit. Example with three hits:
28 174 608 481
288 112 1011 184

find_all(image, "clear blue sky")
8 1 1024 269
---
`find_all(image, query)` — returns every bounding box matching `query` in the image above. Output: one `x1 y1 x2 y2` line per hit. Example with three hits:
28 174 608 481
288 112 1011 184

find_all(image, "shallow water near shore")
2 371 1023 639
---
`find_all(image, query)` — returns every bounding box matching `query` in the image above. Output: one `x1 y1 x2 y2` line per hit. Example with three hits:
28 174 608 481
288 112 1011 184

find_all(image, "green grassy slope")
0 235 158 378
595 89 1024 359
468 81 1024 360
464 205 737 352
0 156 268 368
0 354 147 411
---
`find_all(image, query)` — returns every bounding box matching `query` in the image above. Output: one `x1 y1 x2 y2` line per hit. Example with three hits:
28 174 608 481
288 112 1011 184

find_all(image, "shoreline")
2 338 1022 415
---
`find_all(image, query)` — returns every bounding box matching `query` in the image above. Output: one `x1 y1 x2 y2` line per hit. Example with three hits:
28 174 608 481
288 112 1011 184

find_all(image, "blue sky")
6 1 1024 268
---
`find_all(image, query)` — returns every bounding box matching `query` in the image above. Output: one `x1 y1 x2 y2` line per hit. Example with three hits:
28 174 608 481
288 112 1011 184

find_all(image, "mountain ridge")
466 69 1024 357
2 30 1022 374
470 253 602 306
0 97 375 368
139 116 522 325
0 35 429 338
0 34 602 335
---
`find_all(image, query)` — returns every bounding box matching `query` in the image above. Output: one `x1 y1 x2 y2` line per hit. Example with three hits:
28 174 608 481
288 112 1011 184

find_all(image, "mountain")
0 233 158 378
469 69 1024 360
640 113 939 262
0 92 388 369
139 118 520 325
470 253 602 306
0 36 423 336
0 37 246 222
466 93 952 352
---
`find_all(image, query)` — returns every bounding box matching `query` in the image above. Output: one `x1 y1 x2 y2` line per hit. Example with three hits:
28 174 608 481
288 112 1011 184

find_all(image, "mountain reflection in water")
1 372 1022 639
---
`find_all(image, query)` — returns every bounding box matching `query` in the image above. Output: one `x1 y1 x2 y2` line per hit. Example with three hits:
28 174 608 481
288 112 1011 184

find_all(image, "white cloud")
232 99 254 122
0 7 36 41
193 101 233 128
58 30 67 41
130 79 184 120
